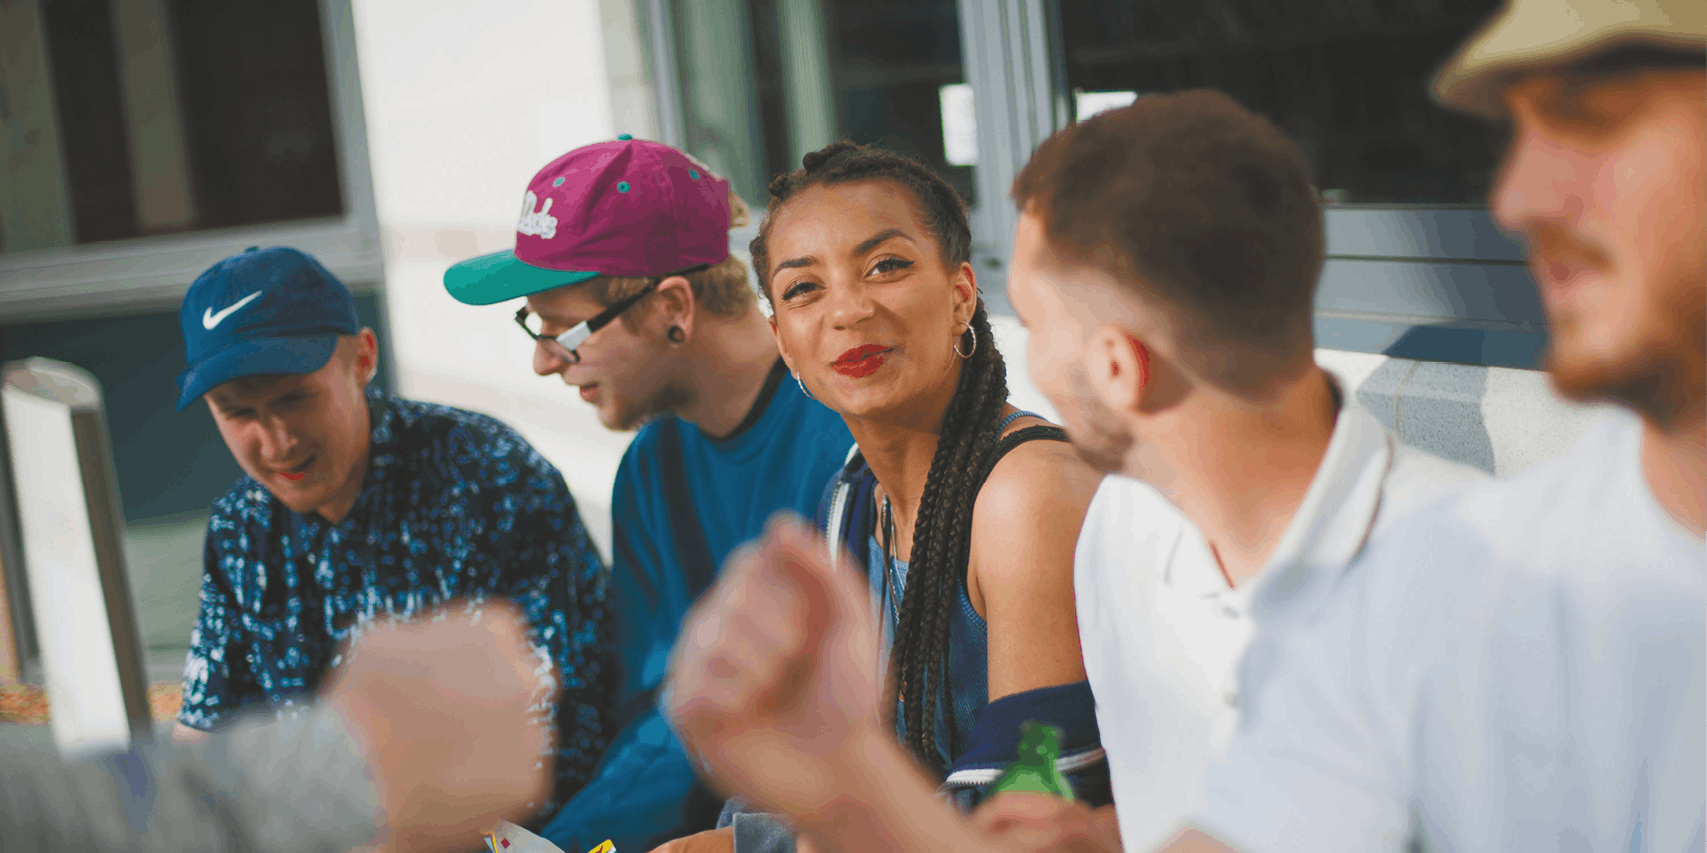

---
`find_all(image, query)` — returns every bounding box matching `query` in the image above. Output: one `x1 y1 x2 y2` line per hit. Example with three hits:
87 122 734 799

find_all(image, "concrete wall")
1323 351 1613 478
993 319 1613 483
349 0 628 557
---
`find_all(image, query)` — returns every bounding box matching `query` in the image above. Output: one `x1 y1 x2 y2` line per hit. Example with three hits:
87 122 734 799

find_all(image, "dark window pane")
4 0 343 255
1058 0 1510 206
40 0 141 244
167 0 343 228
825 0 973 206
737 0 974 208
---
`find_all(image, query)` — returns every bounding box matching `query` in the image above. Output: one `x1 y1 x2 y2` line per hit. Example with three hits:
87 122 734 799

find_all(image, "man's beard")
1061 362 1135 474
1548 300 1707 429
606 378 695 432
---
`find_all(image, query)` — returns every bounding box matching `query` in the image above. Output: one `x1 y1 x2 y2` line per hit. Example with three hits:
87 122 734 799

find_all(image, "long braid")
894 303 1004 771
752 145 1008 774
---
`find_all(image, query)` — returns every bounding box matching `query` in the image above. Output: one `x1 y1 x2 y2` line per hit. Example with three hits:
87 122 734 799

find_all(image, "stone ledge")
1325 352 1613 477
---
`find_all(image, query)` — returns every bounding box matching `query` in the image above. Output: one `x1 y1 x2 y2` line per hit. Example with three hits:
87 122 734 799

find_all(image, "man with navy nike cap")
444 136 854 853
173 246 617 829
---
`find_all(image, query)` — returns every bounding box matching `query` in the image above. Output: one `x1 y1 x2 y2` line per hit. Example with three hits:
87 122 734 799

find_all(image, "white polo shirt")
1075 394 1484 852
1189 409 1706 851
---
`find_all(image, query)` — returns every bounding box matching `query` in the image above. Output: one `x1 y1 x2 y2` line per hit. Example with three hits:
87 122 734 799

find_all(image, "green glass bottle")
987 720 1075 800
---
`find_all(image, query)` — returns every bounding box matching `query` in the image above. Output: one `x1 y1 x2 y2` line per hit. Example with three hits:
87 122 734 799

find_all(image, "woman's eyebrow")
772 228 916 278
854 228 914 256
774 254 817 274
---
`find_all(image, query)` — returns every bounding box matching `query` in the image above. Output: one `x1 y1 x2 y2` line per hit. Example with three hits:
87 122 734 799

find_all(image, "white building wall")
351 0 633 559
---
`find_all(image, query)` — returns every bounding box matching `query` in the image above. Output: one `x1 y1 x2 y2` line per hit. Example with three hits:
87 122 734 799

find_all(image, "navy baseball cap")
176 247 360 411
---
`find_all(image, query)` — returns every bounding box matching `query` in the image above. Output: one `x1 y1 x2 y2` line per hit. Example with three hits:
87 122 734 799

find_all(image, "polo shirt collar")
1160 374 1395 617
1248 375 1393 619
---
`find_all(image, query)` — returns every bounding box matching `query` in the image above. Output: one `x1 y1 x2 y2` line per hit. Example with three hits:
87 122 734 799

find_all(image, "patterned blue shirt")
179 389 614 820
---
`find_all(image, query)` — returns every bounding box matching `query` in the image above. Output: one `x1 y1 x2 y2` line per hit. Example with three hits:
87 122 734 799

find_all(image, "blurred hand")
321 601 554 853
970 794 1123 852
647 827 734 853
664 517 885 817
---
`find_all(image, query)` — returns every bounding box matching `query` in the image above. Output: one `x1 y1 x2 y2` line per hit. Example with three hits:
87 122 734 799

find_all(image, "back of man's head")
1013 90 1324 396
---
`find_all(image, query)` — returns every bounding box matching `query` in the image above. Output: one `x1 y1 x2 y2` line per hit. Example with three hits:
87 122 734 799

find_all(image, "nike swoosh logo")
202 291 262 330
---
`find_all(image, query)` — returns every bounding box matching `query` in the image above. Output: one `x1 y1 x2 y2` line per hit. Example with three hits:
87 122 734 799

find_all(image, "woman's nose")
823 281 877 329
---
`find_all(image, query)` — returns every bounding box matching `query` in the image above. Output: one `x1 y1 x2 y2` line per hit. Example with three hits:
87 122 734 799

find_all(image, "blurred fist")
647 827 735 853
664 516 885 817
971 793 1122 852
321 601 554 853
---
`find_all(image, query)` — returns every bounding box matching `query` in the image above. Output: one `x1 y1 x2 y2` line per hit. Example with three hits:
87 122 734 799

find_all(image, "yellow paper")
586 842 616 853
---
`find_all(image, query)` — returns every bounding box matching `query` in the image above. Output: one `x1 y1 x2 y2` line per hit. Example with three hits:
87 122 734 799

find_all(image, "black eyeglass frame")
513 264 709 364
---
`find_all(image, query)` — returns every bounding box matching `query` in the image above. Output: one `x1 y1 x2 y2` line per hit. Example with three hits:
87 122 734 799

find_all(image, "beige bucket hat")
1432 0 1706 118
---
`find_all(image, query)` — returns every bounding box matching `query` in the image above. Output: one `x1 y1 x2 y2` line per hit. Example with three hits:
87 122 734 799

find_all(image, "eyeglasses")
515 263 712 363
515 278 662 365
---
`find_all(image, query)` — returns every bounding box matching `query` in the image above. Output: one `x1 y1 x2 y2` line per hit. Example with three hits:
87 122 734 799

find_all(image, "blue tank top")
863 410 1057 771
866 538 989 770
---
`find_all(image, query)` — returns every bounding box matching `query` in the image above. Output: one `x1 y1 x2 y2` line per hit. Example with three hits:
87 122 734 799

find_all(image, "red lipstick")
832 345 891 378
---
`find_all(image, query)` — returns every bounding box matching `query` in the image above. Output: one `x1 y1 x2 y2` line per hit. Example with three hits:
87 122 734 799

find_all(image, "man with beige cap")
1171 4 1705 849
655 0 1704 851
1170 1 1706 848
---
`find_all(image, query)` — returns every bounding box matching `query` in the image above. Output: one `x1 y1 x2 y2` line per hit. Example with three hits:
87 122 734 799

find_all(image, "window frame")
0 0 385 326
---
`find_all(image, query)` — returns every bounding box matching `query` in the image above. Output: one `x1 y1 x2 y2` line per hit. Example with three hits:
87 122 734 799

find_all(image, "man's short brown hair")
1013 89 1324 394
582 253 756 330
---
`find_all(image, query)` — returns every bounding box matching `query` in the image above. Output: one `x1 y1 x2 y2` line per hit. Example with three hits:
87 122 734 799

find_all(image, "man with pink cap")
446 136 854 853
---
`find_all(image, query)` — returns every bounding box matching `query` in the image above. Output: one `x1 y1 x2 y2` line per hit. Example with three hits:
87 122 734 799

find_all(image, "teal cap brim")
443 249 600 305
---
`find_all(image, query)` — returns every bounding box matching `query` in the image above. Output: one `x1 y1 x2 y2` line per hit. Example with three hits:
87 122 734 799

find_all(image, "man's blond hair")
584 187 755 328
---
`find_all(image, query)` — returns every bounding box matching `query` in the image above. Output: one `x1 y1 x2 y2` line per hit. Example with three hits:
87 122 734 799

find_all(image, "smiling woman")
704 142 1109 852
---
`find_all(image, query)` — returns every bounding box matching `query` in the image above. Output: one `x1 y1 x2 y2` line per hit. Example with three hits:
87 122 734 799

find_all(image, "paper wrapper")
480 822 615 853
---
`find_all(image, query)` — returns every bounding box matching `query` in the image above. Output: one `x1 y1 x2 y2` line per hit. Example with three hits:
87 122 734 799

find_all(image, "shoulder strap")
973 424 1069 494
993 409 1048 438
654 418 718 599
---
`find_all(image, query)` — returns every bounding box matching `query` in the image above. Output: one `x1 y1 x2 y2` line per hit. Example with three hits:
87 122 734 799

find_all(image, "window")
645 0 1545 367
1057 0 1510 207
656 0 973 218
2 0 343 255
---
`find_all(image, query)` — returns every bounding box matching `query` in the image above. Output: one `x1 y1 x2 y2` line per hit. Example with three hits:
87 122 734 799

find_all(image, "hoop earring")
953 323 977 359
667 326 685 344
795 372 816 400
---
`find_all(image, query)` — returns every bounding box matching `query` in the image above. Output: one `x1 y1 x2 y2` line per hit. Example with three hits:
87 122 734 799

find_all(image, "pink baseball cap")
444 136 732 305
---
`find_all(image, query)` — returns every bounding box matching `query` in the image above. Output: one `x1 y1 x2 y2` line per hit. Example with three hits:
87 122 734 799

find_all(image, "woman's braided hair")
751 141 1009 775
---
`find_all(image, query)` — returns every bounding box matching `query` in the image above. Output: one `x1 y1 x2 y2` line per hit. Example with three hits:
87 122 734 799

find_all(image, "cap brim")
177 335 340 411
443 249 600 306
1432 3 1707 118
